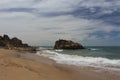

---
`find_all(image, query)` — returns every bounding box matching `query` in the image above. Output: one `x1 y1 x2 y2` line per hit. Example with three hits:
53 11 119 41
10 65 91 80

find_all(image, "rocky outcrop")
10 37 29 47
0 34 36 52
54 39 85 49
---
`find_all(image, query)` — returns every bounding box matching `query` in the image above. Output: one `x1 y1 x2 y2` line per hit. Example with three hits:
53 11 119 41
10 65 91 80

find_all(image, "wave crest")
36 50 120 70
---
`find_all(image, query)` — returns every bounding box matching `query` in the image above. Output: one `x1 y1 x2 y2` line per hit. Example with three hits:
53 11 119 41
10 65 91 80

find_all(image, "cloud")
0 0 119 46
0 0 119 25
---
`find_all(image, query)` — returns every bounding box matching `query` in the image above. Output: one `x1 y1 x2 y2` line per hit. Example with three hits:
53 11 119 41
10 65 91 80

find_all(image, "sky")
0 0 120 46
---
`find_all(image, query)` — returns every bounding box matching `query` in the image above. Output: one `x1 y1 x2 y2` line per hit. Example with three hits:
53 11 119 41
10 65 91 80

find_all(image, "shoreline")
0 49 120 80
20 51 120 80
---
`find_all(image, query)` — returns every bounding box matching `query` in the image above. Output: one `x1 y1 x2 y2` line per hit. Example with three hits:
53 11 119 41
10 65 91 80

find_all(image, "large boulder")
10 37 29 47
3 34 10 41
11 37 22 45
0 35 10 47
54 39 85 49
0 36 5 47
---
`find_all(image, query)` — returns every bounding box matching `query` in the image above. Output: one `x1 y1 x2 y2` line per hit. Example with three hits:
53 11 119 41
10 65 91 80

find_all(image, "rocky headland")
0 34 36 52
54 39 85 49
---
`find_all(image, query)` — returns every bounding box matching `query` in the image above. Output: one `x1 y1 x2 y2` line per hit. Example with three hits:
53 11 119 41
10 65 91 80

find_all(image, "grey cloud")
0 0 119 46
0 8 35 13
42 27 62 31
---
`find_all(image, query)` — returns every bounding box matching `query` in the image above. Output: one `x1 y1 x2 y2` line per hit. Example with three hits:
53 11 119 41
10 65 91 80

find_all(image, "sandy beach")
0 49 120 80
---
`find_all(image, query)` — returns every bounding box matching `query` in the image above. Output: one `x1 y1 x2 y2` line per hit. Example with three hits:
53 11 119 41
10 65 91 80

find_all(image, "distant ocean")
36 46 120 70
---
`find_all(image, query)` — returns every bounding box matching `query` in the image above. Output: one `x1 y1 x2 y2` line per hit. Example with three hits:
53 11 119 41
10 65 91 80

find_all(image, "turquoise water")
37 46 120 69
58 46 120 59
42 46 120 59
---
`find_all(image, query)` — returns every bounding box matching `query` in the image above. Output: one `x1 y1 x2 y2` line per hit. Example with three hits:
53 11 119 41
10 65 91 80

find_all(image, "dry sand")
0 49 120 80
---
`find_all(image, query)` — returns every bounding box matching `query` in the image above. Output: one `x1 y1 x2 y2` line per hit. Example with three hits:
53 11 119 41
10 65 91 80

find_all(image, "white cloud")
0 0 119 46
0 14 117 46
0 12 35 19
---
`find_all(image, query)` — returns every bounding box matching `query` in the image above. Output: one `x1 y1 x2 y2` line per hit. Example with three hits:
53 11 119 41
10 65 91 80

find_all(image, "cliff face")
0 34 36 52
54 39 85 49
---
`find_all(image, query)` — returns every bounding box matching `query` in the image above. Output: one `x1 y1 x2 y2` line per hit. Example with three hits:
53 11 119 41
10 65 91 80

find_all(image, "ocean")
36 46 120 70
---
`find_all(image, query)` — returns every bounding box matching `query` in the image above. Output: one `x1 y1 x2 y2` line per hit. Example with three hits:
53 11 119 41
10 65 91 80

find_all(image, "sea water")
36 46 120 70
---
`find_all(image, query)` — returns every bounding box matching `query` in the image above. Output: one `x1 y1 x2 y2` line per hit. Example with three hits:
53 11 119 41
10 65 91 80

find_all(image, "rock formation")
0 34 36 52
54 39 85 49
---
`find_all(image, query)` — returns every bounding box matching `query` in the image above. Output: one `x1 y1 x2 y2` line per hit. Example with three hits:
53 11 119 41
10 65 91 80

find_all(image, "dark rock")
0 40 5 47
10 37 26 47
0 34 11 47
3 34 10 41
22 44 29 47
11 37 22 44
0 35 3 40
0 34 36 52
54 39 85 49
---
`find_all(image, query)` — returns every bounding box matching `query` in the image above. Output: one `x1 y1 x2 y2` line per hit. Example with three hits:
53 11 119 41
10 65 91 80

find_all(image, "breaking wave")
36 49 120 70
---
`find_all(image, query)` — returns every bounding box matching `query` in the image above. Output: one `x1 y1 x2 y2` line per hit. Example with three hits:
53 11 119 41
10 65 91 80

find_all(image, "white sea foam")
89 48 99 51
36 49 120 70
55 49 63 52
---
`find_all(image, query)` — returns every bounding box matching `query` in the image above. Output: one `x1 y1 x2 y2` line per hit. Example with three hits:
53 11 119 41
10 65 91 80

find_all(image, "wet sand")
0 49 120 80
